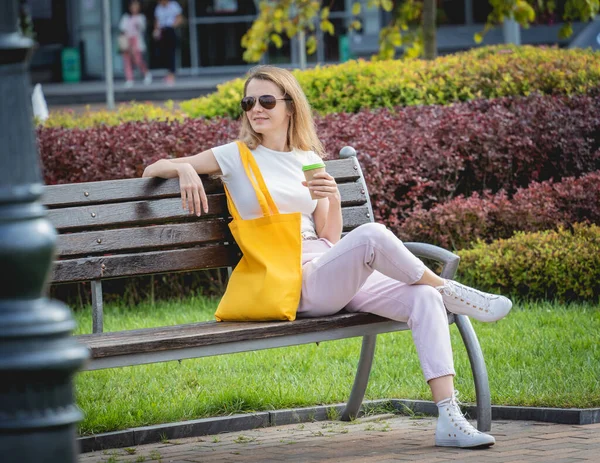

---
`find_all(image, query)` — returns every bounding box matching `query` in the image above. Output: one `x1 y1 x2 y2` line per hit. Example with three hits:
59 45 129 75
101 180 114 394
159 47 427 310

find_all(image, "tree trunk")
422 0 437 60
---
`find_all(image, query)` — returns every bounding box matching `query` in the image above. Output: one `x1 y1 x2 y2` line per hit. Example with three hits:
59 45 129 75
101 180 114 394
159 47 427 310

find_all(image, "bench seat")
78 312 454 370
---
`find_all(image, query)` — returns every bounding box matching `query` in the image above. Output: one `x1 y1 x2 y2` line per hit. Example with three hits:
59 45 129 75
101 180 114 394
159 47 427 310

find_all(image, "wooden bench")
43 147 492 431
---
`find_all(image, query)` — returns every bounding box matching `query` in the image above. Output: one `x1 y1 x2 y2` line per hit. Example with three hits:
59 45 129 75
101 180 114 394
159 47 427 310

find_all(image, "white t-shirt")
119 14 146 51
155 1 182 28
211 142 324 239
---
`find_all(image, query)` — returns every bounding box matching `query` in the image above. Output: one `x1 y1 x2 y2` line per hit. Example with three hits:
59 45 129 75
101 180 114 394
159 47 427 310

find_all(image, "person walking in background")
154 0 183 85
119 0 152 88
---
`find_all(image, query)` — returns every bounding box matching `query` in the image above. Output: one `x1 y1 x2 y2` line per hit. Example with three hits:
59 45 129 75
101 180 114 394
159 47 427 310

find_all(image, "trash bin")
338 34 354 62
61 47 81 83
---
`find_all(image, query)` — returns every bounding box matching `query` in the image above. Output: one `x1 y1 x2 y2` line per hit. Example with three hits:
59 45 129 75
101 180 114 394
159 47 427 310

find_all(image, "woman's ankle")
429 375 455 404
414 268 445 287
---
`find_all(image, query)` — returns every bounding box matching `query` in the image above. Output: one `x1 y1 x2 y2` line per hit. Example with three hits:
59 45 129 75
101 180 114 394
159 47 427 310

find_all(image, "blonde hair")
239 66 325 157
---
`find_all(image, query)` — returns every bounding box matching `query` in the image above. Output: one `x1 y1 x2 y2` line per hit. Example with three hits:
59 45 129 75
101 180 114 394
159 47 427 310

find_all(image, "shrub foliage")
39 119 239 185
40 93 600 225
39 92 600 245
180 45 600 119
456 224 600 301
317 92 600 231
44 102 184 129
398 172 600 249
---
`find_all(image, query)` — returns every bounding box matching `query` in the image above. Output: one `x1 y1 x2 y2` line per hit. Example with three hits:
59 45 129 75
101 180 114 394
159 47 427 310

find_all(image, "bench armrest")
403 242 460 280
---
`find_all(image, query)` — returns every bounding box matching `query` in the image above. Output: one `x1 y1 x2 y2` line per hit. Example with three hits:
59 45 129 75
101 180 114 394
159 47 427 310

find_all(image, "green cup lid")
302 162 326 172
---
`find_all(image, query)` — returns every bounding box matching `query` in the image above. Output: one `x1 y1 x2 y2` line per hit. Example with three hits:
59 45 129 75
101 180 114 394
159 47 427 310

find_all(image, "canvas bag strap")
236 141 279 216
223 142 280 221
223 184 242 221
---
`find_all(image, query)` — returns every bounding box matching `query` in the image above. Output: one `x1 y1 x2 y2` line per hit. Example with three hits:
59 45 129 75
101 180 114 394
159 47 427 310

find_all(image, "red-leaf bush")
316 91 600 230
39 92 600 234
39 119 240 185
398 172 600 249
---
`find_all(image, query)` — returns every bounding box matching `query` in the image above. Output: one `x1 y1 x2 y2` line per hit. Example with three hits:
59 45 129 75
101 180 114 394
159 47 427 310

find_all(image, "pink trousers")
298 223 456 382
123 37 148 81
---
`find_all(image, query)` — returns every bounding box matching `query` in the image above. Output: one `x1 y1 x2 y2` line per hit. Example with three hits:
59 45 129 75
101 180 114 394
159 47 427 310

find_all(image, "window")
194 0 256 16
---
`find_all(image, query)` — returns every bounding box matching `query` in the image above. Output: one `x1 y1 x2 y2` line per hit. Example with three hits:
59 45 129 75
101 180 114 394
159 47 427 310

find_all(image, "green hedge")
456 224 600 301
43 102 184 129
180 45 600 119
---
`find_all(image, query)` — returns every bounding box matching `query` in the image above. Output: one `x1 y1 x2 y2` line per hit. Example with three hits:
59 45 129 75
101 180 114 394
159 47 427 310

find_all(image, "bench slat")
322 158 362 183
77 312 389 359
48 184 367 233
42 176 224 208
55 219 230 257
51 205 370 282
336 182 367 206
42 158 361 207
55 183 366 258
48 195 228 232
83 319 411 370
342 205 371 230
51 245 233 283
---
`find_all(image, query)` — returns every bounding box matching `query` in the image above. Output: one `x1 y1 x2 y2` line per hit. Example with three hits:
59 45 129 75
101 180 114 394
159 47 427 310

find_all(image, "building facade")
28 0 586 82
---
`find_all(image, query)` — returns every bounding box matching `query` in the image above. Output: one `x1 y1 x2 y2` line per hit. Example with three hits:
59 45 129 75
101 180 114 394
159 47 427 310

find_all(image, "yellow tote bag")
214 141 302 322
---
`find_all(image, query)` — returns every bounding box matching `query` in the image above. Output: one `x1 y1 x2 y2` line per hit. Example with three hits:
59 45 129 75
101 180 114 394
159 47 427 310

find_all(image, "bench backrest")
43 148 374 286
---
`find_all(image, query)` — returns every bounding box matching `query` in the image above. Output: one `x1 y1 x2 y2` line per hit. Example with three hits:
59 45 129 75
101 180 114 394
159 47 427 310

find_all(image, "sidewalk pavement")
79 414 600 463
43 74 243 107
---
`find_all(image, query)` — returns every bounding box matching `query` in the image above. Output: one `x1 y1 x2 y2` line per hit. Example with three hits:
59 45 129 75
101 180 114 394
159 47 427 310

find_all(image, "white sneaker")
436 279 512 322
435 391 495 448
143 73 152 85
124 80 134 88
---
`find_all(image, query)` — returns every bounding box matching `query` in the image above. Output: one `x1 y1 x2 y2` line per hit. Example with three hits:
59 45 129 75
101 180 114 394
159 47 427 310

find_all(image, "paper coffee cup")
302 162 326 200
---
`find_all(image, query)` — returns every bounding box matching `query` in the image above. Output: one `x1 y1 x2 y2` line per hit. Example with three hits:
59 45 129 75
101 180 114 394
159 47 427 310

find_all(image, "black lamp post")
0 1 89 462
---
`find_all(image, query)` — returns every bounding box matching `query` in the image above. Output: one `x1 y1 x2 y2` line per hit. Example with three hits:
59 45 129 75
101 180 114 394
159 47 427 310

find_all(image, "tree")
241 0 600 63
422 0 436 59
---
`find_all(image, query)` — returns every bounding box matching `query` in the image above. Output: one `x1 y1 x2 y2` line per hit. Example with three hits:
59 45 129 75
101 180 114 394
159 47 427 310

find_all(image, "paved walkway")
43 74 242 106
79 415 600 462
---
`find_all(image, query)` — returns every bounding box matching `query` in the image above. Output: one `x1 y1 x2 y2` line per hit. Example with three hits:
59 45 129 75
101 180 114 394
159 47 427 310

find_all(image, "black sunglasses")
241 95 292 112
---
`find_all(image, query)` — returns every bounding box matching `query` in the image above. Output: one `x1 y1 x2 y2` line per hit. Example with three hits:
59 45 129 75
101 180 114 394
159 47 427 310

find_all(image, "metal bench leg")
91 280 103 334
454 314 492 432
341 334 377 421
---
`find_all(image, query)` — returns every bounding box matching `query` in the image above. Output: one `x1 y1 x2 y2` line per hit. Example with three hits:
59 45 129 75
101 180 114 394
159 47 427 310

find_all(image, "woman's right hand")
177 163 208 216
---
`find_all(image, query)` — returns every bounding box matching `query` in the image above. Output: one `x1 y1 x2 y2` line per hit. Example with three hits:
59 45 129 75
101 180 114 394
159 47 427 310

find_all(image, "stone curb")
78 399 600 453
78 400 387 453
391 399 600 425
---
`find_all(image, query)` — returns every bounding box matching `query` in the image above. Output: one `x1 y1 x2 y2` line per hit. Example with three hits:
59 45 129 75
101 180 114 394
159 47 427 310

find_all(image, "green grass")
74 296 600 435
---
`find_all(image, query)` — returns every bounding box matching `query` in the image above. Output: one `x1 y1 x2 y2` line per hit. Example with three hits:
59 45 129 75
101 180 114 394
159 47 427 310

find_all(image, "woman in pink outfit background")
119 0 152 88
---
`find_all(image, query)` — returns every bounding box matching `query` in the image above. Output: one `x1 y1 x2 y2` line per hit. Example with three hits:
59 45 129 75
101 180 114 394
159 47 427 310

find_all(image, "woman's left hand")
302 172 341 202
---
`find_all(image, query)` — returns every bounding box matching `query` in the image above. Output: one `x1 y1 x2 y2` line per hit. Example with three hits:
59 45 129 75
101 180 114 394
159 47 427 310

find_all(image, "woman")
142 66 512 449
119 0 152 87
153 0 183 85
